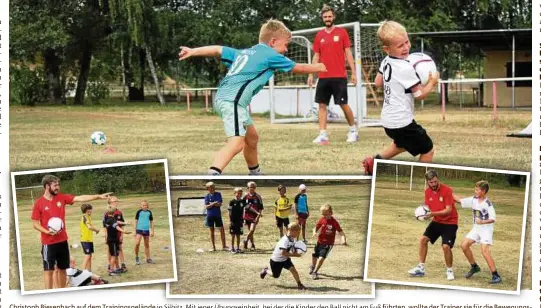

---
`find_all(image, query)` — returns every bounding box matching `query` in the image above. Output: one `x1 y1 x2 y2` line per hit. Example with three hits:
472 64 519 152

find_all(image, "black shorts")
275 217 290 228
244 219 256 228
230 220 243 235
423 221 458 248
270 258 294 278
205 216 224 228
315 78 348 105
136 229 150 236
312 243 334 259
108 241 120 257
81 242 94 255
42 241 70 271
384 120 433 156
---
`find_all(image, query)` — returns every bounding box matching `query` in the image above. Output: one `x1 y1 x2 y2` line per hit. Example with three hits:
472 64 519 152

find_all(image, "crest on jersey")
44 206 49 211
439 197 443 202
57 202 62 207
333 36 339 42
321 38 325 43
429 197 433 202
327 225 332 230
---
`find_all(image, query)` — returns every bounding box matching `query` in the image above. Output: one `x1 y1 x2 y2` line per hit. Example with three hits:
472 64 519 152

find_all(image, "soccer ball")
90 131 107 145
47 217 64 233
407 52 438 85
414 205 431 221
292 241 307 255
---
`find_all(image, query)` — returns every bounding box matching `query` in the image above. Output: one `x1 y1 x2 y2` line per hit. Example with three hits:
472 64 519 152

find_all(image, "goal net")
14 185 42 205
269 22 384 127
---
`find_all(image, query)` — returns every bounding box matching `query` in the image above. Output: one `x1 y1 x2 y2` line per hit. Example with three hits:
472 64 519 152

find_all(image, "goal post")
15 185 42 205
269 22 384 127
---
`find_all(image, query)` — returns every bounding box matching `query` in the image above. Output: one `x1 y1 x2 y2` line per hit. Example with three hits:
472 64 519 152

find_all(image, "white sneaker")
407 265 425 277
446 269 455 281
346 131 358 143
312 134 329 145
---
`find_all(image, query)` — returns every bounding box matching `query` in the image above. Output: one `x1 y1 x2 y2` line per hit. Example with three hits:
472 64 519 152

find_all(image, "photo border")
11 159 178 295
363 159 530 295
166 174 375 299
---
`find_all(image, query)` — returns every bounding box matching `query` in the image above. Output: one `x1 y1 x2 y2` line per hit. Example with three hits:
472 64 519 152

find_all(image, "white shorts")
465 227 493 245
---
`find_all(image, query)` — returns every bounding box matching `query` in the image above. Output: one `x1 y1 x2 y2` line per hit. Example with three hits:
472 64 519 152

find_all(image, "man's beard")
325 20 334 28
429 183 439 191
48 187 59 195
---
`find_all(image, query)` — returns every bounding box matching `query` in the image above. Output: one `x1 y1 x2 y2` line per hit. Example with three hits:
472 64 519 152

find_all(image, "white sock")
248 165 262 175
419 263 425 269
320 130 328 136
349 125 357 132
447 267 453 271
207 168 221 175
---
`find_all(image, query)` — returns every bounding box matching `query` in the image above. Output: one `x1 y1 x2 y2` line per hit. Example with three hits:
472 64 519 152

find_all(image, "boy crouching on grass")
260 222 306 290
310 204 347 280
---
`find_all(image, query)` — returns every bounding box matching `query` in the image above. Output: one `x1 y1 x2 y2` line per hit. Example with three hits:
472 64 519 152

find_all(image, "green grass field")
9 105 531 174
168 182 373 295
366 179 528 292
12 193 175 292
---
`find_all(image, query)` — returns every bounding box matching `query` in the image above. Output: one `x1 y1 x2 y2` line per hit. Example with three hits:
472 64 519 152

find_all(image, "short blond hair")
377 20 407 46
475 180 489 194
205 182 215 188
287 222 301 232
247 181 257 188
320 4 335 16
259 19 291 44
320 203 333 214
233 187 243 193
140 200 149 207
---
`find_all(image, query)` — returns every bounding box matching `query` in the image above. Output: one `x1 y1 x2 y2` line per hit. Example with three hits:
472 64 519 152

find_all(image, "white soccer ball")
47 217 64 233
414 205 431 221
408 52 438 85
292 241 307 255
90 131 107 145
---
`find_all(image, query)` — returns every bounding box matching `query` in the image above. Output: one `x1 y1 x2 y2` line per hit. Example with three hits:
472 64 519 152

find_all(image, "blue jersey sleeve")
221 46 239 67
204 194 211 205
216 192 223 203
268 53 296 73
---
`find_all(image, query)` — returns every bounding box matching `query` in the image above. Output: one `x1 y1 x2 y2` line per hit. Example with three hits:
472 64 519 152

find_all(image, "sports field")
9 105 531 174
168 181 372 295
12 193 175 292
365 175 528 292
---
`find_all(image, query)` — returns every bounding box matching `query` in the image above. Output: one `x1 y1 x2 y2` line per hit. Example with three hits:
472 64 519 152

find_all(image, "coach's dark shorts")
108 241 120 257
275 217 290 228
270 258 294 278
229 220 243 235
312 243 334 259
423 221 458 248
384 120 433 156
205 216 224 228
315 78 348 105
42 241 70 271
81 242 94 255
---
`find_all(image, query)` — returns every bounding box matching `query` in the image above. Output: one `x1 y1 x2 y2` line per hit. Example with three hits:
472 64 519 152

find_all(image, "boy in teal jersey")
134 200 155 265
179 19 326 175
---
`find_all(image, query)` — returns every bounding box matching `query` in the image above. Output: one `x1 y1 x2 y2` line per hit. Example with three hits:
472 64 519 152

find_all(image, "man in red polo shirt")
408 170 458 281
31 174 112 289
307 4 358 145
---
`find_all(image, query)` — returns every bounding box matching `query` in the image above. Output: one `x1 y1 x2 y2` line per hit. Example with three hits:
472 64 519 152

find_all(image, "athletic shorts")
108 241 120 257
297 213 308 225
312 243 334 259
229 220 243 235
466 227 494 245
42 241 70 271
384 120 433 156
269 258 294 278
244 219 256 228
275 217 290 228
136 229 150 236
81 242 94 255
205 216 224 228
315 78 348 105
423 221 458 248
215 99 254 137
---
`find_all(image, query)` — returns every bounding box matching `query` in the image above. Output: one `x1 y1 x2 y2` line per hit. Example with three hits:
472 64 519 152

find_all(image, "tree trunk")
74 46 93 105
127 46 145 101
120 44 127 103
145 45 165 105
43 49 64 104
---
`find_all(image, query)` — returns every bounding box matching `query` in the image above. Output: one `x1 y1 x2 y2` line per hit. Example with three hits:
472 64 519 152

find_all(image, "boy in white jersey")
179 20 326 175
455 180 501 284
362 20 439 175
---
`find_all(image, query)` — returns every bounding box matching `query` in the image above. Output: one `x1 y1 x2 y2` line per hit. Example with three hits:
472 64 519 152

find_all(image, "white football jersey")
271 235 295 262
459 196 496 227
378 56 421 129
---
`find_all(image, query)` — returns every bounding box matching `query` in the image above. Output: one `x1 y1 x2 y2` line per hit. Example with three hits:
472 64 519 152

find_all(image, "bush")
86 80 110 104
9 66 48 106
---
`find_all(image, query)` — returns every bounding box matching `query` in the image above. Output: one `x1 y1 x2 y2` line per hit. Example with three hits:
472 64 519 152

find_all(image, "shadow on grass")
276 285 350 292
318 273 364 281
241 249 275 255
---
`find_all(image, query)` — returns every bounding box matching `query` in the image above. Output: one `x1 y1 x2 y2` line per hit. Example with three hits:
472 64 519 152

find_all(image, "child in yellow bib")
274 185 292 238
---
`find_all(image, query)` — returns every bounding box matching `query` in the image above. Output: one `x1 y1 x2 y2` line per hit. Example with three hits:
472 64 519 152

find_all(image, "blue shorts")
205 216 224 228
215 100 254 137
136 229 150 237
81 242 94 255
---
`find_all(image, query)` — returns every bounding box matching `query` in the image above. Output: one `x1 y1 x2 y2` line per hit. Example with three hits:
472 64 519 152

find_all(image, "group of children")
74 197 156 285
204 182 347 289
